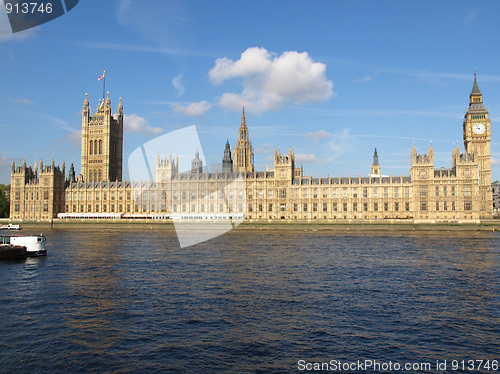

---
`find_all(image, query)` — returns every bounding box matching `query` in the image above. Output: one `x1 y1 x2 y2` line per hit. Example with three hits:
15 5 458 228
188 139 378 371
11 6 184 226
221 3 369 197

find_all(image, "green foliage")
0 184 10 218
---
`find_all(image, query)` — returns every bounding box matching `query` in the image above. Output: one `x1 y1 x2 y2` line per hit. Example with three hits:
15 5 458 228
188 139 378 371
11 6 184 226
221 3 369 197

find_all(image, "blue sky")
1 0 500 184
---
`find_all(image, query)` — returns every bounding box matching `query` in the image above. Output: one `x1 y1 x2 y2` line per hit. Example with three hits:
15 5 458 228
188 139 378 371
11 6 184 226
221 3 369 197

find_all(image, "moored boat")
0 234 46 256
0 224 21 230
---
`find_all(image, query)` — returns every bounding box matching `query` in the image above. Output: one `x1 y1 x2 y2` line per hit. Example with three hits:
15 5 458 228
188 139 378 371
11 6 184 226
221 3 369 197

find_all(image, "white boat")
0 224 21 230
0 234 46 257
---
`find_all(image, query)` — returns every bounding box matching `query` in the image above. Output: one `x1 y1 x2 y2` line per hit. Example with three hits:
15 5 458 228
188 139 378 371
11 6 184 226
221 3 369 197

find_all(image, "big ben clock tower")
463 72 493 217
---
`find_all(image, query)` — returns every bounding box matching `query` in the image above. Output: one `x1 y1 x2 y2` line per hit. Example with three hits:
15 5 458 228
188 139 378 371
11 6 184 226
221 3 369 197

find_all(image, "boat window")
38 238 42 242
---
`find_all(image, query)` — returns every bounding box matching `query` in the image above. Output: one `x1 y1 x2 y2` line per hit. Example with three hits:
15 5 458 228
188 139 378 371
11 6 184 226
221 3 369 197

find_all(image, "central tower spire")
233 106 254 173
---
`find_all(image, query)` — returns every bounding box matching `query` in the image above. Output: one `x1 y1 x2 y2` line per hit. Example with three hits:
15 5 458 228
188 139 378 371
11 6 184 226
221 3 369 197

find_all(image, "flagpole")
103 70 106 100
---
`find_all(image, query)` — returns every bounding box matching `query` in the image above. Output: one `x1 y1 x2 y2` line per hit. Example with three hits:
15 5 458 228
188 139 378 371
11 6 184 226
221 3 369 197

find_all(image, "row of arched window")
89 140 103 155
89 169 102 182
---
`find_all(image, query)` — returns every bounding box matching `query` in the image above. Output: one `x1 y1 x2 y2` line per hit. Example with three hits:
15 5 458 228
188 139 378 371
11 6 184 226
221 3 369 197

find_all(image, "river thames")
0 228 499 373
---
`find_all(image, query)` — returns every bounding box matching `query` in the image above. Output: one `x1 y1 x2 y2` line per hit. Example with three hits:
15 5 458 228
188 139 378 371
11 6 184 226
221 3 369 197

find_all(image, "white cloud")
172 101 211 116
0 6 36 43
492 158 500 167
465 9 480 24
295 154 318 163
124 114 163 135
0 153 8 170
12 98 34 105
328 128 352 161
64 129 82 144
254 142 275 155
114 0 193 55
303 130 332 142
209 47 334 112
172 74 185 96
354 76 372 83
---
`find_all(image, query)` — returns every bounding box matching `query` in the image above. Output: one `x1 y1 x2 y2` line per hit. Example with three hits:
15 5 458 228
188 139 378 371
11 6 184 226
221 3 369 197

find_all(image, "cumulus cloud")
492 158 500 166
172 74 185 96
295 154 318 163
172 101 211 116
124 114 163 135
209 47 334 112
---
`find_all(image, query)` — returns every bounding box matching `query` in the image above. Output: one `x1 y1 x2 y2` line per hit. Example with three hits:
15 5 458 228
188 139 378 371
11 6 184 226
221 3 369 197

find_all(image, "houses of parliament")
10 74 493 222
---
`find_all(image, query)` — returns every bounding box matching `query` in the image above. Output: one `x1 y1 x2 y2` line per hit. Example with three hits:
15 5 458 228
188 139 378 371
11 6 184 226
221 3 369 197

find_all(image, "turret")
191 150 203 174
222 139 233 173
371 148 380 175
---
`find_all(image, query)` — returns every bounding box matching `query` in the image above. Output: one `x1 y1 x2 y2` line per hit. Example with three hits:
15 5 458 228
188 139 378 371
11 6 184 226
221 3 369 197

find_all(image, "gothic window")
94 141 98 155
89 140 93 155
99 140 103 155
98 170 102 180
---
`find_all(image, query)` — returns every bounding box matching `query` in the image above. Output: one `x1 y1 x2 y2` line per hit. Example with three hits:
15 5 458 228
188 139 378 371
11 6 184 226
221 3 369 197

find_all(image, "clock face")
473 123 486 135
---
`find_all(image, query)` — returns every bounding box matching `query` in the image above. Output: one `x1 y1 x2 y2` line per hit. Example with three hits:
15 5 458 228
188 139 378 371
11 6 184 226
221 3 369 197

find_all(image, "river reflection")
0 228 499 373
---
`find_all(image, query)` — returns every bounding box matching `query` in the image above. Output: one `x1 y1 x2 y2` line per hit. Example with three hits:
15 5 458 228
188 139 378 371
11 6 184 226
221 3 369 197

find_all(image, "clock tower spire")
463 72 492 217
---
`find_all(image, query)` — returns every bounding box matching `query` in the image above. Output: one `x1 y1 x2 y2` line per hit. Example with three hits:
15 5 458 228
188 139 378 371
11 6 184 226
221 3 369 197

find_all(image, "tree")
0 184 10 218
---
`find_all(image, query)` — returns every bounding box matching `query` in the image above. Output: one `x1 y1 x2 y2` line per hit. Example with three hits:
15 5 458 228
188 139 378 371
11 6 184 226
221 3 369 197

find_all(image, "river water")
0 228 499 373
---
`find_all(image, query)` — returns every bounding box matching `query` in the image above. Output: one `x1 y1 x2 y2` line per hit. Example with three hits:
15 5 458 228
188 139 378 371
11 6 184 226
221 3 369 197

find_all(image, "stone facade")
492 181 500 215
81 92 123 183
10 75 494 222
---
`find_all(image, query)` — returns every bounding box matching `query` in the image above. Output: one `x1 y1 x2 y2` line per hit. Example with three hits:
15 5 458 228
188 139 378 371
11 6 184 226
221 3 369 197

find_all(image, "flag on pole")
98 72 105 81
